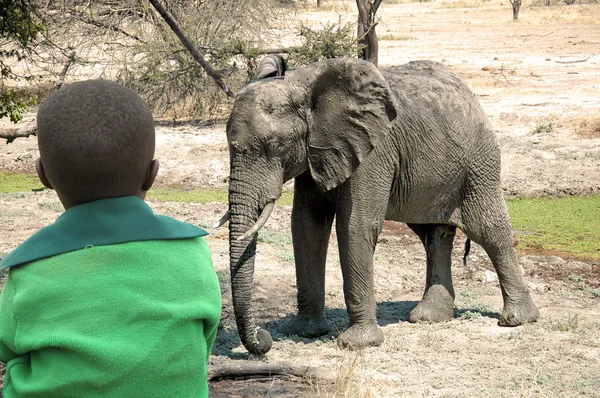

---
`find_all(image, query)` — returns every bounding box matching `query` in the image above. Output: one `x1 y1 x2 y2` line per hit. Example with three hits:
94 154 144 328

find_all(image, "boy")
0 80 221 397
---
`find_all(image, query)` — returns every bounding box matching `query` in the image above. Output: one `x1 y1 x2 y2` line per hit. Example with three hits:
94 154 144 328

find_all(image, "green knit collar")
0 196 208 270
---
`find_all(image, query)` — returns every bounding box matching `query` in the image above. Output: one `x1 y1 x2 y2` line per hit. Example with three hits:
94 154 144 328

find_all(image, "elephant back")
382 61 493 147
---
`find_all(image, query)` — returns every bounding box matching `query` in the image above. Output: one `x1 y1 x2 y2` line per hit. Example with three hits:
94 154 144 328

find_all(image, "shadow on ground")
209 300 502 396
212 299 502 358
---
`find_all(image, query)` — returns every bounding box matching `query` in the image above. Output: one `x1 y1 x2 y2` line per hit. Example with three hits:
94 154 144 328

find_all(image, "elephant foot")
499 295 539 326
286 314 331 338
409 285 454 323
337 323 384 350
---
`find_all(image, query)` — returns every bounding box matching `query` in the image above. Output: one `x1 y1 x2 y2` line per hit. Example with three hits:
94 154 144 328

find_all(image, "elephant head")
225 58 397 355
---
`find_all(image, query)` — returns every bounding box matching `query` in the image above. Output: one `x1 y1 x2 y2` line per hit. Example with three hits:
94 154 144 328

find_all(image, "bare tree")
356 0 382 65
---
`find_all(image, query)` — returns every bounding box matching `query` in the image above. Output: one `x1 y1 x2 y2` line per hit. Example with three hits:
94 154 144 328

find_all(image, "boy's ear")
35 158 54 190
142 159 159 192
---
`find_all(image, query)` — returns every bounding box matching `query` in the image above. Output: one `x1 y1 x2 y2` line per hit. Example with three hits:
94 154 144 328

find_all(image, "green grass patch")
148 188 229 203
258 229 293 248
0 172 296 206
0 171 44 193
147 187 294 206
507 196 600 259
2 170 598 260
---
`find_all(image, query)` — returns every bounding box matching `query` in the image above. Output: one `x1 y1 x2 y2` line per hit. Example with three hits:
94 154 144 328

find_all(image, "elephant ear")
303 59 397 191
255 54 287 79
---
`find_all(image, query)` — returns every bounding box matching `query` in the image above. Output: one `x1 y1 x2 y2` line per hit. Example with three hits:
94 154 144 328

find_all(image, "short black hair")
37 80 155 204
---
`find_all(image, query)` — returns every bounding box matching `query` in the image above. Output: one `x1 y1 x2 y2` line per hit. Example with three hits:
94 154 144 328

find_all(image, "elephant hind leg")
407 224 456 323
459 190 539 326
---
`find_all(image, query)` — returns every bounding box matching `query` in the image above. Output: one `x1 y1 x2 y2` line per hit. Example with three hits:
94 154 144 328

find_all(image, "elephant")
222 57 539 355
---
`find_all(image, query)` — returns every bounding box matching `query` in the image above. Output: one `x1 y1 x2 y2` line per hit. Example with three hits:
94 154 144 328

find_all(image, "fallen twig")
555 56 590 64
527 349 548 397
209 361 333 382
513 31 555 38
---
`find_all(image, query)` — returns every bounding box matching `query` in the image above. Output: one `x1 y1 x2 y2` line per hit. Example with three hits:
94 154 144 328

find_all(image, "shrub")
287 17 362 67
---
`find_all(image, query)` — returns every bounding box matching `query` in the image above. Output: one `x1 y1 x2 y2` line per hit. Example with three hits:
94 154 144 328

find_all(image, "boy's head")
36 80 158 209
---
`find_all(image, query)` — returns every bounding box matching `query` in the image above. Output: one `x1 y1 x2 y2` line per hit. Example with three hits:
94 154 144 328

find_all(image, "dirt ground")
1 1 600 396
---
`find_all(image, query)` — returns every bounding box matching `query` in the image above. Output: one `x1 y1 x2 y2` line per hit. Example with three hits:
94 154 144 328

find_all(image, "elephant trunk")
228 177 274 355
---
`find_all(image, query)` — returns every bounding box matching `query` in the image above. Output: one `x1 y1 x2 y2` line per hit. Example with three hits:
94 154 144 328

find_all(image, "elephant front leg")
286 173 335 338
407 224 456 323
335 205 386 350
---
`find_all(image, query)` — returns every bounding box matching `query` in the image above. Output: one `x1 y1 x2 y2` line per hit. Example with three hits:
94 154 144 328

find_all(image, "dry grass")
379 34 417 41
309 353 386 397
530 4 600 25
573 116 600 138
297 0 354 13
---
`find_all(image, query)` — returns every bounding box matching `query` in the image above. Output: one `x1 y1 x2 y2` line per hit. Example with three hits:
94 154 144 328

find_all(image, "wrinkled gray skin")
226 58 539 355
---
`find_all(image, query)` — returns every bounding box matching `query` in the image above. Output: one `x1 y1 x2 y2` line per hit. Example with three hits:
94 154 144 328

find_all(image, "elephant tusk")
213 210 231 229
236 202 275 241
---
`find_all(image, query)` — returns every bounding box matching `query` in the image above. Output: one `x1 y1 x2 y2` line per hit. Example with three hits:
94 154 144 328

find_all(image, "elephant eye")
265 140 281 157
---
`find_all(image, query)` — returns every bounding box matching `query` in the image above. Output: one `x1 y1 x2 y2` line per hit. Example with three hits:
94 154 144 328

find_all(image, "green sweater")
0 197 221 397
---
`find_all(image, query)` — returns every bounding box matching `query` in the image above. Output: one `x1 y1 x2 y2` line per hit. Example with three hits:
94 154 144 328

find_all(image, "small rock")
483 270 499 284
16 152 33 162
528 281 548 293
547 256 564 264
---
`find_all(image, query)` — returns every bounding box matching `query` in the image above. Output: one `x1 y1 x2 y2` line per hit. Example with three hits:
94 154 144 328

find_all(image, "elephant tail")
463 238 471 267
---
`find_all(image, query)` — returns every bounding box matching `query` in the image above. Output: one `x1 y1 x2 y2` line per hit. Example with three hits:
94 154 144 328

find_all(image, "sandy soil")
1 1 600 396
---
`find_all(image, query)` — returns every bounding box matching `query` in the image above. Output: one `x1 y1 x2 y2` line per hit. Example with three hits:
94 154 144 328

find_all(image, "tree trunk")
356 0 382 66
510 0 522 20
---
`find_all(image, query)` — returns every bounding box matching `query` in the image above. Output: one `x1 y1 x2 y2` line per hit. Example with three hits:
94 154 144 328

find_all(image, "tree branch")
356 20 379 42
53 52 75 91
79 16 145 43
146 0 236 99
372 0 383 14
260 47 294 54
0 121 37 144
